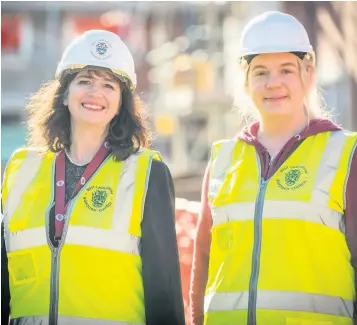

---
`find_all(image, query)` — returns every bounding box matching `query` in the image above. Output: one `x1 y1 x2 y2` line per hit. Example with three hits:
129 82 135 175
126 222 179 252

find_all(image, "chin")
78 118 109 127
262 108 292 117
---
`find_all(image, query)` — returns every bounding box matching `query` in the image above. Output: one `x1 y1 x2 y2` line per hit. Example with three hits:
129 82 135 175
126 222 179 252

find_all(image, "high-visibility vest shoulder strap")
327 130 357 212
119 147 163 238
2 148 49 219
210 139 239 179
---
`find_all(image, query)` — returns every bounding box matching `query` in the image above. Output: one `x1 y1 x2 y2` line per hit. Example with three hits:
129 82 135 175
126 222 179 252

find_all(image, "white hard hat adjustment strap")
57 64 135 91
239 51 311 66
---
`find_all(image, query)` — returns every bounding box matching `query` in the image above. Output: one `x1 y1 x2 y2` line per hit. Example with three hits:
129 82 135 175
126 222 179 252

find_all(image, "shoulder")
211 138 238 150
210 138 239 159
8 146 50 161
150 159 173 181
328 129 357 142
4 147 48 174
348 137 357 178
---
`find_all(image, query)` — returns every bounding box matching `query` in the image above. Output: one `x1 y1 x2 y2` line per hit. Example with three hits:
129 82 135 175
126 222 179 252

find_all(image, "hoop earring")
110 117 128 144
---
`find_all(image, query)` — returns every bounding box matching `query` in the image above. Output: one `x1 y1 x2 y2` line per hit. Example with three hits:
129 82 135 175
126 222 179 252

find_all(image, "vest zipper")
49 248 60 325
48 199 76 325
247 159 269 325
48 154 111 324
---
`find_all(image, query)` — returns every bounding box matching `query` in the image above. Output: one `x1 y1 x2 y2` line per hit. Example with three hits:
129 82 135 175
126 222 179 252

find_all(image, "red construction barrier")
175 198 201 325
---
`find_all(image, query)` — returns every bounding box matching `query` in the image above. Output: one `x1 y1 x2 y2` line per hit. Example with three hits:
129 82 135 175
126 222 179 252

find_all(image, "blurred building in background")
2 1 357 200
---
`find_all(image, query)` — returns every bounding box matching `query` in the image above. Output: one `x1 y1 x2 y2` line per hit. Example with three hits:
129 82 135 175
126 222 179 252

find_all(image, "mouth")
81 103 105 111
264 96 288 102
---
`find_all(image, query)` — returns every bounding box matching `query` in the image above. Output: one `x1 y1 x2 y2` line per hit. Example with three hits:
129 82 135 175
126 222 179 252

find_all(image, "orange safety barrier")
175 198 201 325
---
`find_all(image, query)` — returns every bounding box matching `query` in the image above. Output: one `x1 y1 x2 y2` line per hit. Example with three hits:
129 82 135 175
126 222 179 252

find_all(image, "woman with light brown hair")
1 30 185 325
190 11 357 325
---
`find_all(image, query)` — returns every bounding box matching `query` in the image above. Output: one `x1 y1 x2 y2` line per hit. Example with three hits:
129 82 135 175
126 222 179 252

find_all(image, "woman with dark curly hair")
1 30 185 325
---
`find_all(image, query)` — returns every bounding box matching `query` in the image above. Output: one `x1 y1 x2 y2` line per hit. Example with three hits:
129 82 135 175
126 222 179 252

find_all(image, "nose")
87 81 103 96
266 72 282 89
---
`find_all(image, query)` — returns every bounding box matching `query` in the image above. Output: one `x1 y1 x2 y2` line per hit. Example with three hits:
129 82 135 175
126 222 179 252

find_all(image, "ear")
63 98 68 106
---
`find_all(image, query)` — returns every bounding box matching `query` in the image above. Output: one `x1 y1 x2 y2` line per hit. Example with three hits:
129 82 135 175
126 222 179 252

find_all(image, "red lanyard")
54 141 110 240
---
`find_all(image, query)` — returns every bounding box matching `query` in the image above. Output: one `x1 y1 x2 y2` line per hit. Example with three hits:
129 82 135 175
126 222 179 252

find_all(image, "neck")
257 113 308 156
68 123 108 165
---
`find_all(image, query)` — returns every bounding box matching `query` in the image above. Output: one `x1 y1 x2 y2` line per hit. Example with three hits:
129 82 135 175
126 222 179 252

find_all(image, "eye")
104 83 115 90
77 79 90 84
254 71 268 77
282 69 293 75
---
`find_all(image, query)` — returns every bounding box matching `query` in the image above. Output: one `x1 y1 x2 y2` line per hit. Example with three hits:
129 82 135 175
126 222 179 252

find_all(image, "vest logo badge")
277 165 308 190
83 186 113 212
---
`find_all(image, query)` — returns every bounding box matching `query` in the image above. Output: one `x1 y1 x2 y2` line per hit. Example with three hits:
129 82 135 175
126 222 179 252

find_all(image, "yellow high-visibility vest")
205 130 357 325
2 147 162 325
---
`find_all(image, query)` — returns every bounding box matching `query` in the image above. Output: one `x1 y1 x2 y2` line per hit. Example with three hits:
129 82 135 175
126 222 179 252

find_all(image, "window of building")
1 13 33 65
62 13 130 50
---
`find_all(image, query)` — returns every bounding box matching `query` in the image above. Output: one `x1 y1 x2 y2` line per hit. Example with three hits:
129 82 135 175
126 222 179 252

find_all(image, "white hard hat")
239 11 314 62
56 30 137 90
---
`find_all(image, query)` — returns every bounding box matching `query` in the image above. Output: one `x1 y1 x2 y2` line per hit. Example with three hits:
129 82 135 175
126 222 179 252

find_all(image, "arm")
1 222 10 324
141 160 185 325
345 147 357 324
189 163 212 325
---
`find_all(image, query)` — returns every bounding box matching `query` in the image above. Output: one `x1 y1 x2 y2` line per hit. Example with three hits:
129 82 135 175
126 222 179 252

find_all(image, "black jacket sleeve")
1 222 10 324
141 160 186 325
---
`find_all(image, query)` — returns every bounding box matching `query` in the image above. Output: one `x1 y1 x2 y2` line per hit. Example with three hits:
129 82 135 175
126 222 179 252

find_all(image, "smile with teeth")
82 103 105 110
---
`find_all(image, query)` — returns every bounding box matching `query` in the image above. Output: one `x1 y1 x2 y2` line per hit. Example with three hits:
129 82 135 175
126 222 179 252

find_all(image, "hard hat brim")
56 64 135 91
239 50 315 65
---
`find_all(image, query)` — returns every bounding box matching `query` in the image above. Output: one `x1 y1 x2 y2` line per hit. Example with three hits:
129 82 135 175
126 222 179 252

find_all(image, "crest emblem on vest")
92 190 108 208
90 40 112 60
277 166 308 190
285 169 301 186
83 186 113 212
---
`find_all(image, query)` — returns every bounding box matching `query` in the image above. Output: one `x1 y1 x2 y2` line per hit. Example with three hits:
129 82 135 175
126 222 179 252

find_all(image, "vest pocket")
8 250 37 285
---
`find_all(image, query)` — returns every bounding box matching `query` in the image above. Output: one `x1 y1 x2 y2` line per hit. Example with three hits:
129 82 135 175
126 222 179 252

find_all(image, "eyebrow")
252 62 298 71
77 74 115 82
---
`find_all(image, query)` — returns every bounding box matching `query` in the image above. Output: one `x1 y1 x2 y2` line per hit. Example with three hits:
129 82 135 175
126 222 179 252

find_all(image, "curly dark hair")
26 68 152 161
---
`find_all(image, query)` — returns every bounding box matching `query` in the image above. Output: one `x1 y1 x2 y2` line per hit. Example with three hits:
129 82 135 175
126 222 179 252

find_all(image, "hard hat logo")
91 40 112 60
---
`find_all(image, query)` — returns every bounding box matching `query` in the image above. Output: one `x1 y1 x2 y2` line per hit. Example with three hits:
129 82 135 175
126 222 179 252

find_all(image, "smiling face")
246 52 312 120
64 69 121 129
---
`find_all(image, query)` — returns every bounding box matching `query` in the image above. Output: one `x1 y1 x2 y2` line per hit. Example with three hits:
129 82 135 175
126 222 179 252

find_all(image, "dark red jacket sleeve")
345 147 357 324
189 163 212 325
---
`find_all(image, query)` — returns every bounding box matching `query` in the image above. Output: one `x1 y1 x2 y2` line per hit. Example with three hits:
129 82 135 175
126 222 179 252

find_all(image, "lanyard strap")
54 141 110 240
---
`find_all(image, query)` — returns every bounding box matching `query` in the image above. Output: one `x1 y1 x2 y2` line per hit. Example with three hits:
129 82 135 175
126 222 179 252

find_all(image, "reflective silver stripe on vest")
209 140 236 202
112 151 142 233
344 135 357 209
211 140 237 179
3 150 44 223
211 200 343 231
11 315 144 325
6 226 140 255
204 291 353 318
3 150 45 252
311 130 351 205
